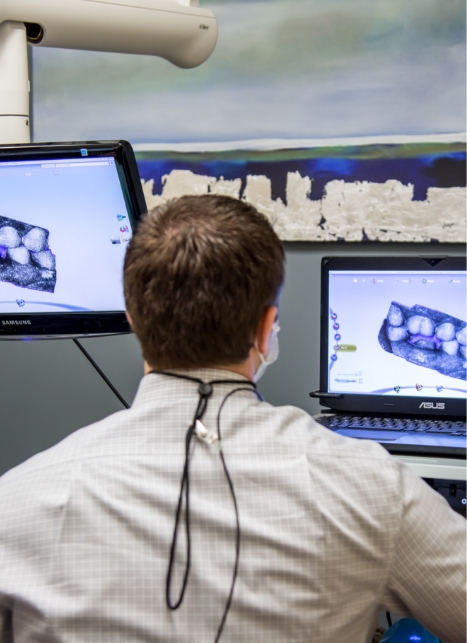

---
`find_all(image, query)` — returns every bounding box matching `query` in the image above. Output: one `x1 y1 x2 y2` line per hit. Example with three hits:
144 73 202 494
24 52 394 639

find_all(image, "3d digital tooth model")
0 216 56 293
8 246 31 265
378 302 467 381
0 226 21 248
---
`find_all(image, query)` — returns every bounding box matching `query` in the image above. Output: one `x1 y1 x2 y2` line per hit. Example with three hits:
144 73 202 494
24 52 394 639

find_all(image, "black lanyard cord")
148 369 261 628
213 386 263 642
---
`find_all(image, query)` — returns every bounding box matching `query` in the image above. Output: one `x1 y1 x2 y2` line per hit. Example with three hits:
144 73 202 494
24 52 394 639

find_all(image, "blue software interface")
0 157 133 313
328 270 466 399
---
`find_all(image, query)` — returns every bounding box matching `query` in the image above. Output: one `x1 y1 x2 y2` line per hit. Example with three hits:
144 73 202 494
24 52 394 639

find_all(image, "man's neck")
144 357 255 381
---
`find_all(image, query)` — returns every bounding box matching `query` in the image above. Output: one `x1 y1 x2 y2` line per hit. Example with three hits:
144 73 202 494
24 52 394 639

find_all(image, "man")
0 195 465 643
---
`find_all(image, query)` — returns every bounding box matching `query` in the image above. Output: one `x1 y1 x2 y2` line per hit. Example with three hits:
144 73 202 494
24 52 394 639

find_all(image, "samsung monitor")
0 140 146 338
319 256 467 418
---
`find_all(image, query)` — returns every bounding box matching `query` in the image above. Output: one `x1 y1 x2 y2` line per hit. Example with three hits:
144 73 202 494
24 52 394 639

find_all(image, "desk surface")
393 455 466 481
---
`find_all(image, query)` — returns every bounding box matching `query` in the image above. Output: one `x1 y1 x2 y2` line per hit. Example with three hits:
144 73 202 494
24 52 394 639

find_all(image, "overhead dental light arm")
0 0 218 144
0 21 29 144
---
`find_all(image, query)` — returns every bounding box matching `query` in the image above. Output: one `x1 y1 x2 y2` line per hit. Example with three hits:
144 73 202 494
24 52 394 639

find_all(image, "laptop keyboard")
320 415 466 436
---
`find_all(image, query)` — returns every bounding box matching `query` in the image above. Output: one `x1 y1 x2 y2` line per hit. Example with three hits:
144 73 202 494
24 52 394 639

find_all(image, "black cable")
73 338 130 409
165 386 208 609
386 611 392 627
148 370 261 641
214 386 262 642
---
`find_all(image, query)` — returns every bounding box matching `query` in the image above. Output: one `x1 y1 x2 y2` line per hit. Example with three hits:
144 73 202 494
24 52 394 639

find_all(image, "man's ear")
126 311 133 328
256 306 278 355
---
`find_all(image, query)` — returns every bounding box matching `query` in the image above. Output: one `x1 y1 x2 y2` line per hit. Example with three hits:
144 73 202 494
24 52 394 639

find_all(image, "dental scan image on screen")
328 271 467 399
0 157 132 313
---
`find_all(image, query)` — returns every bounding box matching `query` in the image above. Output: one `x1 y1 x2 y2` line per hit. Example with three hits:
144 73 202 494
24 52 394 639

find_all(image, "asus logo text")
419 402 445 410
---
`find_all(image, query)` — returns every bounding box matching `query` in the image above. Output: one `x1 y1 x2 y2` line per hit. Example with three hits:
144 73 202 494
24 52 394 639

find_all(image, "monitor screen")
327 269 466 400
0 141 146 337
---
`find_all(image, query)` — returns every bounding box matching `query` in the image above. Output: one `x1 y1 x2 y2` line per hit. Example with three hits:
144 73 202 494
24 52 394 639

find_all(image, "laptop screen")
327 269 466 400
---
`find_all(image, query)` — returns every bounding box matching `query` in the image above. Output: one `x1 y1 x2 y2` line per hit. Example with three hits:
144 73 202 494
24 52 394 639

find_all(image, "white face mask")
254 322 280 382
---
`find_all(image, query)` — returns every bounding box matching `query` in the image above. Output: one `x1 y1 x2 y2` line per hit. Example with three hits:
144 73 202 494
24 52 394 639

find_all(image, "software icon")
117 214 126 221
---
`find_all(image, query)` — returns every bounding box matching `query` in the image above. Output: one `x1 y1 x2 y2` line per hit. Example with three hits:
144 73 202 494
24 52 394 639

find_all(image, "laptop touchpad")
337 429 399 441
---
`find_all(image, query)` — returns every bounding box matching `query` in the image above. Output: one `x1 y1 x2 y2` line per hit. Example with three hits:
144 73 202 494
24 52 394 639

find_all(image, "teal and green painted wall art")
31 0 466 241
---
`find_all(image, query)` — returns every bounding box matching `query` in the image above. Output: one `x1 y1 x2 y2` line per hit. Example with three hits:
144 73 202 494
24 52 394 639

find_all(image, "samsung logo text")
419 402 445 410
2 320 31 325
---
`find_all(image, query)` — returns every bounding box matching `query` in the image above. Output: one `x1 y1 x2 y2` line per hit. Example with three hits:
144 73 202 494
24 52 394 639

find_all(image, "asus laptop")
312 256 466 458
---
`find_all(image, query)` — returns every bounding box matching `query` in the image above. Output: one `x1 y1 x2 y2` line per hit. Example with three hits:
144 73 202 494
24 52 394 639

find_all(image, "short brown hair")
124 195 285 369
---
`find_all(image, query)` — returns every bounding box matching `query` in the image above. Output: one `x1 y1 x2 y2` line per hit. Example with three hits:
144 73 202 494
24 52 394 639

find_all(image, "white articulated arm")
0 0 217 144
0 0 217 68
0 21 29 144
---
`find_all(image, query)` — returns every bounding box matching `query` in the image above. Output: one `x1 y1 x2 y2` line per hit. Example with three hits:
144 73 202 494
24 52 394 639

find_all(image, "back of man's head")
124 195 285 369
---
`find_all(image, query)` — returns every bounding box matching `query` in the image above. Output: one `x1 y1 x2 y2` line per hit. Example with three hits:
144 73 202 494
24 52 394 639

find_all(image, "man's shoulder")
239 398 403 494
257 400 397 463
0 407 130 488
237 400 408 536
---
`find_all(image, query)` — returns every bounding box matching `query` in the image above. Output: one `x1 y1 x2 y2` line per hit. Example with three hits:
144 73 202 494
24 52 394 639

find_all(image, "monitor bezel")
0 140 147 339
319 256 467 418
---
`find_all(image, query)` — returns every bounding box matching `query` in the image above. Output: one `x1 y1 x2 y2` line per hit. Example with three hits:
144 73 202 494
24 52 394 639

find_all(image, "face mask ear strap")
254 340 267 365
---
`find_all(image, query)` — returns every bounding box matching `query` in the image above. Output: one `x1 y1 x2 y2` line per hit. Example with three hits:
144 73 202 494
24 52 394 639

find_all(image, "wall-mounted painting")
137 137 466 242
31 0 466 241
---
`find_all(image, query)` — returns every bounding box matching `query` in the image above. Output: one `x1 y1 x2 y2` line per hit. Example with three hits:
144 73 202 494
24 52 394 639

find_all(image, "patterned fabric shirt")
0 369 465 643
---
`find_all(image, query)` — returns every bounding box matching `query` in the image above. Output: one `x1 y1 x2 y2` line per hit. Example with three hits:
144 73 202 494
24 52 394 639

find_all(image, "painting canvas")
31 0 466 241
137 140 466 242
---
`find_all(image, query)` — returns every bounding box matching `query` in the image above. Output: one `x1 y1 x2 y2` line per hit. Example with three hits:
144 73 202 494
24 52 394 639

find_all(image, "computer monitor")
319 256 466 417
0 141 146 338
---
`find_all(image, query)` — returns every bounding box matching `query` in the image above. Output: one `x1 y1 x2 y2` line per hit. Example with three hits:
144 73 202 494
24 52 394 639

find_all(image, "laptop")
312 256 466 458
